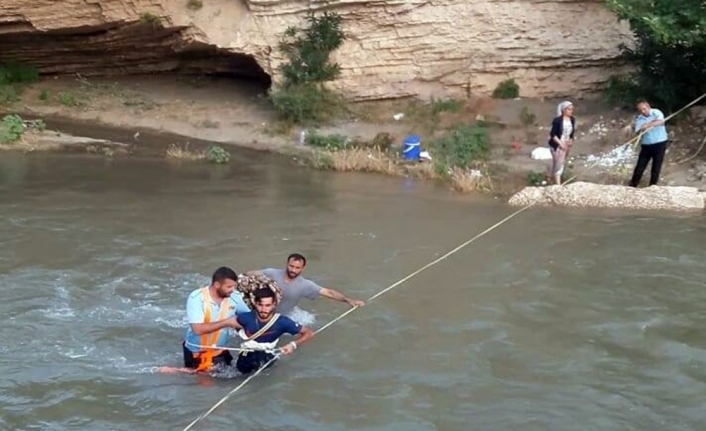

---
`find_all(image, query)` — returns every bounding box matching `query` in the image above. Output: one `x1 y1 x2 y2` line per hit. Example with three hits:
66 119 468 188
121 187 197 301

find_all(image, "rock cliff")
0 0 632 100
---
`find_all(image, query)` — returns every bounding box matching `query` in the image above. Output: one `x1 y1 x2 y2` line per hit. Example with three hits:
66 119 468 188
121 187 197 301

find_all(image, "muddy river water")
1 148 705 431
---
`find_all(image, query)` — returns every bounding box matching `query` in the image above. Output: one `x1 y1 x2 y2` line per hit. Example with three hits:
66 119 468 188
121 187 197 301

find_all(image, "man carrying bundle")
246 253 364 316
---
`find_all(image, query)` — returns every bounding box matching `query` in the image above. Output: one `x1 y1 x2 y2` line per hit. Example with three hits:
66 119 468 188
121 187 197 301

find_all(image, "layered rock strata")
0 0 632 100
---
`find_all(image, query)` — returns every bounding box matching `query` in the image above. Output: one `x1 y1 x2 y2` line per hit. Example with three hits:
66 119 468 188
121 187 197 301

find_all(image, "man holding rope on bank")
629 98 669 187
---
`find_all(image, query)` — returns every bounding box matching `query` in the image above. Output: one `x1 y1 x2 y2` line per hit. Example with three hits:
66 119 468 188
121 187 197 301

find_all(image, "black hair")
636 98 649 106
211 266 238 284
254 286 276 303
287 253 307 266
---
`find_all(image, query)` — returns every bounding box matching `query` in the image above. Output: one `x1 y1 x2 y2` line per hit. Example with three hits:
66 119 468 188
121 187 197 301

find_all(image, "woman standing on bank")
548 101 576 185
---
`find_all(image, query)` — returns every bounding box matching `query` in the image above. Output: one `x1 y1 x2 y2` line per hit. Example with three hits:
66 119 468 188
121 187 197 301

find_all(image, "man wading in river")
233 286 314 374
246 253 364 316
183 267 249 371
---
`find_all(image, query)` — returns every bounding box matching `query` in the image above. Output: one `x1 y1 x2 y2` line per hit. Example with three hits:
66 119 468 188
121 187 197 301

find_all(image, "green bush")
270 12 346 125
603 75 642 108
492 79 520 99
432 124 490 174
270 83 342 124
278 12 345 86
206 145 230 164
0 62 39 105
430 98 462 115
0 62 39 86
605 0 706 110
304 130 348 150
139 13 163 28
0 115 25 144
526 171 545 186
58 91 81 107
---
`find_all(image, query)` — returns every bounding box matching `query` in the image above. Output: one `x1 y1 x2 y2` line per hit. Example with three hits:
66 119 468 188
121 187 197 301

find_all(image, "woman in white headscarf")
547 101 576 185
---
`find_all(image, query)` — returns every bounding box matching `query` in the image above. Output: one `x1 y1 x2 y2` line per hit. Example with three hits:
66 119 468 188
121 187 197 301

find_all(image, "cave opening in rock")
171 45 272 92
0 22 272 93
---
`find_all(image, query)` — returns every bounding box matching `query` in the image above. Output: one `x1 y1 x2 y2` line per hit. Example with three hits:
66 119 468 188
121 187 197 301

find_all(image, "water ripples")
1 155 705 431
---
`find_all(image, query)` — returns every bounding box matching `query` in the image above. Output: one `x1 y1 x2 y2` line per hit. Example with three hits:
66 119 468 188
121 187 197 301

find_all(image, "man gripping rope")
183 267 249 372
246 253 364 316
629 99 669 187
233 286 314 374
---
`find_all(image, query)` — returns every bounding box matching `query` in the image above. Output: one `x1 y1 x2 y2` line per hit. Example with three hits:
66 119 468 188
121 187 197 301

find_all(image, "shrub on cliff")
278 12 345 86
270 12 346 124
605 0 706 110
492 79 519 99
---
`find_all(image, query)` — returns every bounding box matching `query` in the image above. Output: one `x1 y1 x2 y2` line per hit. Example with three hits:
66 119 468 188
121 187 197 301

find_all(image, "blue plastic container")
402 135 421 161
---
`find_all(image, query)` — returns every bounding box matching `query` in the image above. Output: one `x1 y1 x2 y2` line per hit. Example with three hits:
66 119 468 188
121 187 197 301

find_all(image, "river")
1 150 705 431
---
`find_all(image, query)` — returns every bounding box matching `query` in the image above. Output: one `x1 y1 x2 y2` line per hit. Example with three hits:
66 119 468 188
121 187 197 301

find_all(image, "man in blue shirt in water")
234 286 315 374
629 99 669 187
183 267 249 371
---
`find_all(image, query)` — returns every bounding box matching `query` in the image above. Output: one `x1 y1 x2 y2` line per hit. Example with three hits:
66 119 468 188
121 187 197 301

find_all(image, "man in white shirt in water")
246 253 365 316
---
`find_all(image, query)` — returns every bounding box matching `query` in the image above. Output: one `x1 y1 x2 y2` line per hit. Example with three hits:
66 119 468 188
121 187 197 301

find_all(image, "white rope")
314 202 537 335
179 203 534 431
541 92 706 187
179 352 282 431
184 341 281 354
179 91 706 431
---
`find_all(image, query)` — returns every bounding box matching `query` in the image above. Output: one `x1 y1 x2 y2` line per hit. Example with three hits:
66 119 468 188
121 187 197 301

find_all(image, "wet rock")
508 181 706 211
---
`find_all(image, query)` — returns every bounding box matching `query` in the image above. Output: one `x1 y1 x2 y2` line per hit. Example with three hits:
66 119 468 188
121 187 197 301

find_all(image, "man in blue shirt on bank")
629 99 669 187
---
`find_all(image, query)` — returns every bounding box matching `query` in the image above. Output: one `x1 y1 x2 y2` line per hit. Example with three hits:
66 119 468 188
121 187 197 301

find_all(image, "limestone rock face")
509 182 706 211
0 0 632 100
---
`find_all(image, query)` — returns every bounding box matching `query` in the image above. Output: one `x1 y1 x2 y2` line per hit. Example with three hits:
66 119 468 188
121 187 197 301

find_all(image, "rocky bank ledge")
509 182 706 212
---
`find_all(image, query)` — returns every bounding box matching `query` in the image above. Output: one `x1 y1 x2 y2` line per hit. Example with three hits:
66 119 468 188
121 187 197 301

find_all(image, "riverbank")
3 73 706 195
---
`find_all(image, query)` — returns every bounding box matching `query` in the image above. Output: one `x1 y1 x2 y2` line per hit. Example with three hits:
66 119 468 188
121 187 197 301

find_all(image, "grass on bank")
304 123 494 193
166 143 231 164
166 143 206 161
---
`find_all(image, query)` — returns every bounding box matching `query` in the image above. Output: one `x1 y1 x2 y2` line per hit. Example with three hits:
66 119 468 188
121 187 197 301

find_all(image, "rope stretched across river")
179 92 706 431
179 203 536 431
